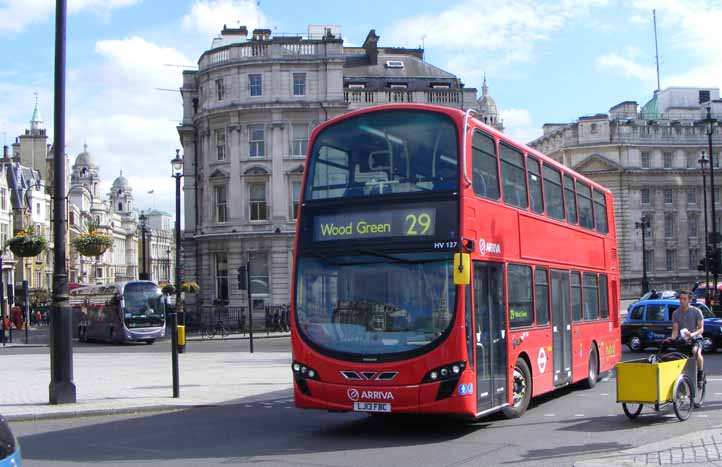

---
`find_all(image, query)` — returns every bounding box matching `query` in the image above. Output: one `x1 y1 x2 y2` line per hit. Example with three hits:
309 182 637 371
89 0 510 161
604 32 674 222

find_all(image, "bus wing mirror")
453 253 470 285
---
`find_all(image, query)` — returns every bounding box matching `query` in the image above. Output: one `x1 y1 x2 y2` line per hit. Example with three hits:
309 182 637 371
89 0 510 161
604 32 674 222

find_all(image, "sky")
1 0 721 217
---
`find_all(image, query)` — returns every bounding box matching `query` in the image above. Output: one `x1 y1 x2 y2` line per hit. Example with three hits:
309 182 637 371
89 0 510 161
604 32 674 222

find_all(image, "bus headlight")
422 362 466 383
292 361 320 381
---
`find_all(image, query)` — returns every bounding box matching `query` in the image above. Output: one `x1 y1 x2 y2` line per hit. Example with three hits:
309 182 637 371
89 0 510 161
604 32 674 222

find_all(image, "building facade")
178 25 502 320
529 87 722 298
138 209 175 284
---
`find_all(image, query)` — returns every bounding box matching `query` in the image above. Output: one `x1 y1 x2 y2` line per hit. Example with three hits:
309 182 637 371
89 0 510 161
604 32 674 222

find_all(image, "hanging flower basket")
180 281 200 294
72 223 113 257
161 284 176 295
6 226 47 258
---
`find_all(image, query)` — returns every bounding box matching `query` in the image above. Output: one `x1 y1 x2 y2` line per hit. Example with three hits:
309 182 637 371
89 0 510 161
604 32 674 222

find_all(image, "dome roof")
112 172 131 190
478 95 498 115
74 144 98 169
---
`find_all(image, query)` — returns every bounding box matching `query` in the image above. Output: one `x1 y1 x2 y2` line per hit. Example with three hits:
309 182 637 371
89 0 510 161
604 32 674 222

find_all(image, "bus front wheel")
581 346 598 389
502 358 531 419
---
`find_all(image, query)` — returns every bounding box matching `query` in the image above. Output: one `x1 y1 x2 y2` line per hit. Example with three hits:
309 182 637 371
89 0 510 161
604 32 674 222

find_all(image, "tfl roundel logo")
347 388 360 401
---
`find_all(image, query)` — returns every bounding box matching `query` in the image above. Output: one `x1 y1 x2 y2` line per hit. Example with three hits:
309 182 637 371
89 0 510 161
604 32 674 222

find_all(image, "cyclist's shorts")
691 336 704 349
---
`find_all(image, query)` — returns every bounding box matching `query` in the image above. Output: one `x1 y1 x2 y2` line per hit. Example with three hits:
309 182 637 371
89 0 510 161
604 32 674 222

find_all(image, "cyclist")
671 290 705 386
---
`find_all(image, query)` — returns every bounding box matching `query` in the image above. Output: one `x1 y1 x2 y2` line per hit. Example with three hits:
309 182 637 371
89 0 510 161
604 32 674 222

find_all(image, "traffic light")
711 248 722 275
698 256 707 272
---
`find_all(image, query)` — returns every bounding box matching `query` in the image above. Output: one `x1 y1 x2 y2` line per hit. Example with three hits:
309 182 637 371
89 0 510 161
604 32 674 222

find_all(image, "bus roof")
309 103 611 197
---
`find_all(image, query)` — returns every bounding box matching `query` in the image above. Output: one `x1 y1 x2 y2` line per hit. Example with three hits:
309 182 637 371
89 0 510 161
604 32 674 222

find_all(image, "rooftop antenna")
653 9 661 92
421 34 426 60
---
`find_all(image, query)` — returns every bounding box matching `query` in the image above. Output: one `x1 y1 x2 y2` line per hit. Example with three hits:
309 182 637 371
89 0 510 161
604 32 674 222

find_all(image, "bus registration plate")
353 402 391 413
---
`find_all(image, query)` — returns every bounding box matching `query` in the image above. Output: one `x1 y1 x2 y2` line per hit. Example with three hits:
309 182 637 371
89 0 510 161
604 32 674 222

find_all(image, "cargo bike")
616 339 706 421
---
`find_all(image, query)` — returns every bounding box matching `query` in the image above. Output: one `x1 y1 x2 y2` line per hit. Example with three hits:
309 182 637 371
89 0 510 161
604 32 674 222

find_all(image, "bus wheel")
502 358 531 419
582 346 598 389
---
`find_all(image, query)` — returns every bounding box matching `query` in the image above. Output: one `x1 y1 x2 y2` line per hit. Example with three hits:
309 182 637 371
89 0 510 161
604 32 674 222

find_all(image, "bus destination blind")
313 208 436 241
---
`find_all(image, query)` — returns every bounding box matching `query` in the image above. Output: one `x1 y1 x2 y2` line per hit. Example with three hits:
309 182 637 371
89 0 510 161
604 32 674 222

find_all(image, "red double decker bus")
291 104 620 419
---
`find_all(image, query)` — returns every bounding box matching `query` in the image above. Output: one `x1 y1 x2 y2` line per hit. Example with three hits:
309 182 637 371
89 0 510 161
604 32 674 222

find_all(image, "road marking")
574 414 585 417
715 393 722 396
698 414 709 418
544 414 555 417
600 393 609 396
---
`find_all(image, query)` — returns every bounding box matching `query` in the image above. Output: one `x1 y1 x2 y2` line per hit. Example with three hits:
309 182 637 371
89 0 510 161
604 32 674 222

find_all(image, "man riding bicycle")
671 290 704 386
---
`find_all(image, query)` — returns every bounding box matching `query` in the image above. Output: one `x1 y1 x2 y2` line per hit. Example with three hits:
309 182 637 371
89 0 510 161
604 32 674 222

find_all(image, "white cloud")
181 0 267 38
386 0 608 81
500 108 542 145
596 53 657 83
0 0 139 36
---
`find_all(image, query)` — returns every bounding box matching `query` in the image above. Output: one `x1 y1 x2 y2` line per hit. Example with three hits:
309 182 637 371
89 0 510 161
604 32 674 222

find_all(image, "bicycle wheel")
622 403 643 419
693 374 706 408
673 376 693 421
219 325 226 339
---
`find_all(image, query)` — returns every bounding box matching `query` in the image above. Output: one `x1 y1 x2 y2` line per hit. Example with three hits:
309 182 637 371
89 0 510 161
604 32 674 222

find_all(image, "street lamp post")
49 0 76 404
169 150 184 397
700 152 711 302
166 247 171 282
635 216 651 295
703 107 719 297
139 211 148 280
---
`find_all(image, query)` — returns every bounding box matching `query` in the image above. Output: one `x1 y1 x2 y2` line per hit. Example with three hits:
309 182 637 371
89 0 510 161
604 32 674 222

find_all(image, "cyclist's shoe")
698 370 705 389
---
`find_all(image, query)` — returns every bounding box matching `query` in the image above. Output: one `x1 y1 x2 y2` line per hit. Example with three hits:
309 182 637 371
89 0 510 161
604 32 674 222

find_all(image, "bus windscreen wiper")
354 248 417 264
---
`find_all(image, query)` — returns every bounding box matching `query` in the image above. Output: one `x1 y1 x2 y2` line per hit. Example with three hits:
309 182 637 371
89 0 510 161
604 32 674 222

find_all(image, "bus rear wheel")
581 346 598 389
502 358 531 419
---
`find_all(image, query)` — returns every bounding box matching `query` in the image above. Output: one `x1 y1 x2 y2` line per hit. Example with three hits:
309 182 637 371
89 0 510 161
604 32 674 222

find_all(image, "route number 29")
405 213 432 235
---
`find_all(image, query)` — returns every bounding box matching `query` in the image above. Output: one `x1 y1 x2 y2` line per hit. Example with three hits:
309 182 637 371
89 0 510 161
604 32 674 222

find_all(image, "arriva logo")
361 390 395 400
479 238 501 256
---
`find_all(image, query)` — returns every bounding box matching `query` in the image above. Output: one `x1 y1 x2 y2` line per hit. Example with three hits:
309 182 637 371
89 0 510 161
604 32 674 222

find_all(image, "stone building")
529 87 722 298
68 149 139 284
138 209 175 284
177 25 499 320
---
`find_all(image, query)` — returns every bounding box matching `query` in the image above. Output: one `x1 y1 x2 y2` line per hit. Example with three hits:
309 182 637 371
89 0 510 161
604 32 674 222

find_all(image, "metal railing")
185 303 289 335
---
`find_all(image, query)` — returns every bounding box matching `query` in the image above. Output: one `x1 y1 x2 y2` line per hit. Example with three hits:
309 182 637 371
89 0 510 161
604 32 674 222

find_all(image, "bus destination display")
313 208 436 242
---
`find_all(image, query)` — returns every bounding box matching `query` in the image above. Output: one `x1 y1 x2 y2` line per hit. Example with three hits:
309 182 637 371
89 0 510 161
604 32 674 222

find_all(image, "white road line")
574 414 585 417
600 393 609 396
698 414 709 418
544 414 555 417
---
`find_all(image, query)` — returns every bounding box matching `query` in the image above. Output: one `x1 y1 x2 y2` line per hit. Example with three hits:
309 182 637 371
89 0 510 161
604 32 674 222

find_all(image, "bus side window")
534 267 550 325
508 264 533 328
564 174 578 225
570 271 583 322
577 181 594 229
593 189 609 234
500 142 528 209
582 272 599 320
527 156 544 214
542 165 564 220
471 130 500 200
599 274 609 319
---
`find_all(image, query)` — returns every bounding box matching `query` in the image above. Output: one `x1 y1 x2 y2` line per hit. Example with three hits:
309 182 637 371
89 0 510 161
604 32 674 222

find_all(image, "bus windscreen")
123 283 165 328
305 110 458 200
295 252 455 357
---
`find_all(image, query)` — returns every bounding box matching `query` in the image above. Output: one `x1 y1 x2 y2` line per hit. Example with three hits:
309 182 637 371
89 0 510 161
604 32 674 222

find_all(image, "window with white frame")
216 78 225 101
689 248 699 269
641 151 650 168
293 73 306 96
249 73 262 97
250 251 269 294
645 249 654 271
641 188 650 205
291 181 301 220
215 253 229 301
666 250 675 271
214 185 227 223
0 223 7 247
689 213 698 237
0 188 6 211
249 182 267 221
664 213 675 238
291 124 308 156
687 152 697 169
664 189 673 204
249 125 265 159
687 188 696 204
663 151 673 168
214 128 226 161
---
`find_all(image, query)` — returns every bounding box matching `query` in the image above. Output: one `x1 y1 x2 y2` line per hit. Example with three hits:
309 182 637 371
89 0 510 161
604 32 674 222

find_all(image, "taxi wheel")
627 335 643 352
502 358 531 419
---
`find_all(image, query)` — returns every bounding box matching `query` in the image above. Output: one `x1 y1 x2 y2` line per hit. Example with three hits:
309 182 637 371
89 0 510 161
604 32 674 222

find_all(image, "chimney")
222 24 248 38
12 150 20 163
2 145 9 162
362 29 379 66
252 28 271 41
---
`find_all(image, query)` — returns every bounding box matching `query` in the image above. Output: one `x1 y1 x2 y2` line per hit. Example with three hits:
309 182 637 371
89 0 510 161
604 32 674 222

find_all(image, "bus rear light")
422 362 466 383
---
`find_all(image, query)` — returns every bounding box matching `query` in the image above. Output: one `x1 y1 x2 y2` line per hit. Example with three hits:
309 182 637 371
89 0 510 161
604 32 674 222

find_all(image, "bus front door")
473 261 508 413
551 270 572 386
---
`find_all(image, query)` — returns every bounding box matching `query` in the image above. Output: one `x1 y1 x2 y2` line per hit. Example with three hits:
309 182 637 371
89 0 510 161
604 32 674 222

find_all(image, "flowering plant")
161 284 176 295
180 281 200 294
6 225 47 257
72 221 113 257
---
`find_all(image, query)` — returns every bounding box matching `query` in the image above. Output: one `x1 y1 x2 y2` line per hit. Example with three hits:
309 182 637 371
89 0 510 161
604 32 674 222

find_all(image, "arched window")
118 202 123 211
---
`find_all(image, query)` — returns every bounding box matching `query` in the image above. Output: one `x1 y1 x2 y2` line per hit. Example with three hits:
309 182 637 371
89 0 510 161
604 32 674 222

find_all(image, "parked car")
0 414 21 466
622 299 722 352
